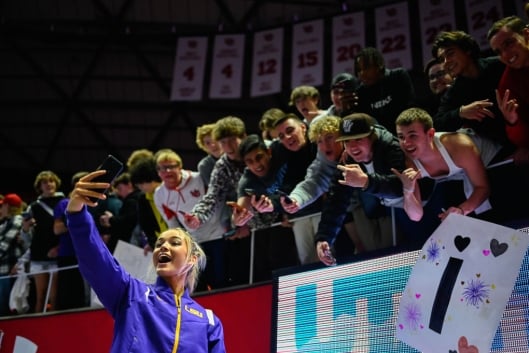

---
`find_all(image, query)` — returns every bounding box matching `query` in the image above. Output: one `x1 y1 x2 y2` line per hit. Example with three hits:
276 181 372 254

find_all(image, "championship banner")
331 12 365 76
464 0 504 49
418 0 456 66
250 27 284 97
170 36 207 101
209 34 245 99
375 2 413 70
291 19 324 89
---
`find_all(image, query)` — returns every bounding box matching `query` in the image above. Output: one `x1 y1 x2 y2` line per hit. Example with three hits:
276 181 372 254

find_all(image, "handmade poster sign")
396 214 529 353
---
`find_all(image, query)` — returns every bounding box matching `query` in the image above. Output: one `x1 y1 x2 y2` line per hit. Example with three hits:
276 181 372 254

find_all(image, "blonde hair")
154 149 183 168
308 115 341 142
126 149 154 169
196 124 216 152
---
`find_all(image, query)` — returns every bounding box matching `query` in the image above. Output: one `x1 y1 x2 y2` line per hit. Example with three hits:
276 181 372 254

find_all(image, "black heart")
454 235 471 252
449 350 457 353
490 239 508 257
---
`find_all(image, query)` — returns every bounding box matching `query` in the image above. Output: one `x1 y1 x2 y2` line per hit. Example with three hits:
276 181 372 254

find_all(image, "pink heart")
483 249 490 256
399 324 404 330
415 293 421 299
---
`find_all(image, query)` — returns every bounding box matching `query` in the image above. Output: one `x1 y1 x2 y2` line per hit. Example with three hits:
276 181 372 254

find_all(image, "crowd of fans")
1 13 529 316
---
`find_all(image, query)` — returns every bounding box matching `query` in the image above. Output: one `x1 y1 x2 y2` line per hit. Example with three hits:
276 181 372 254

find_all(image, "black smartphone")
88 155 124 202
244 188 256 196
22 210 33 220
275 189 293 204
222 228 237 238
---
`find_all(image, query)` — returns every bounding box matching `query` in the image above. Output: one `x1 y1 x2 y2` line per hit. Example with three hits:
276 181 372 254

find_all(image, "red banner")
0 284 272 353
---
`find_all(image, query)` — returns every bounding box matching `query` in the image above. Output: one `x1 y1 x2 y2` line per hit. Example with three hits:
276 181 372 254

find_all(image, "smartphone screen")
88 155 124 202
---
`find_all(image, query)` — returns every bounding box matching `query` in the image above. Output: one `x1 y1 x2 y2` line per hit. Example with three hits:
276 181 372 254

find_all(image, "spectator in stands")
421 58 454 115
153 148 226 290
126 148 154 170
25 170 66 313
486 15 529 225
196 123 223 186
426 59 453 97
289 85 326 124
315 113 406 266
269 113 323 264
66 171 225 352
488 15 529 164
326 72 359 118
99 173 142 252
53 172 88 310
185 116 251 285
393 108 490 223
0 193 27 315
231 135 282 230
259 108 284 142
432 30 512 156
354 47 415 134
281 115 360 253
129 157 168 252
232 134 299 279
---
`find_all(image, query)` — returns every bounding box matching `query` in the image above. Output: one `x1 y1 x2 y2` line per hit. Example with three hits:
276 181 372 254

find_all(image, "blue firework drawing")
425 239 442 263
462 278 490 308
403 300 422 331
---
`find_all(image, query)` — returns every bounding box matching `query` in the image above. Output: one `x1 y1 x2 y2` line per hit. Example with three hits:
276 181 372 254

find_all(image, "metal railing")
2 157 518 315
0 265 80 315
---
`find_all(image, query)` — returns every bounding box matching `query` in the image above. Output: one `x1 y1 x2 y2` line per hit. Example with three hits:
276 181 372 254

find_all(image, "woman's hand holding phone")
67 170 111 212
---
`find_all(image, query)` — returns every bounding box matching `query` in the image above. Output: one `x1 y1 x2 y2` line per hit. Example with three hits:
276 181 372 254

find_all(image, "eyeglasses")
157 164 179 172
429 70 448 81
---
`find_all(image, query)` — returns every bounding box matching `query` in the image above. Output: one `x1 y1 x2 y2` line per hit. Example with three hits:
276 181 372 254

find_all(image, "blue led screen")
274 240 529 353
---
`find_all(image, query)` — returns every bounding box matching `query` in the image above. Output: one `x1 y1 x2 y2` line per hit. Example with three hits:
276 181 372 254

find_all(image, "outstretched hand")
231 201 254 227
459 99 495 122
495 89 519 125
458 336 479 353
316 241 337 266
66 170 109 213
391 167 420 193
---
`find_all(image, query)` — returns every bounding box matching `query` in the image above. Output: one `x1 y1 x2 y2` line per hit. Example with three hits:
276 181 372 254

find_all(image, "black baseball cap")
335 113 375 142
330 72 358 92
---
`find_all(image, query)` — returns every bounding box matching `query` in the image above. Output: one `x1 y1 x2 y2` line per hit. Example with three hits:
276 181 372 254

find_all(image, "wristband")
403 187 414 194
